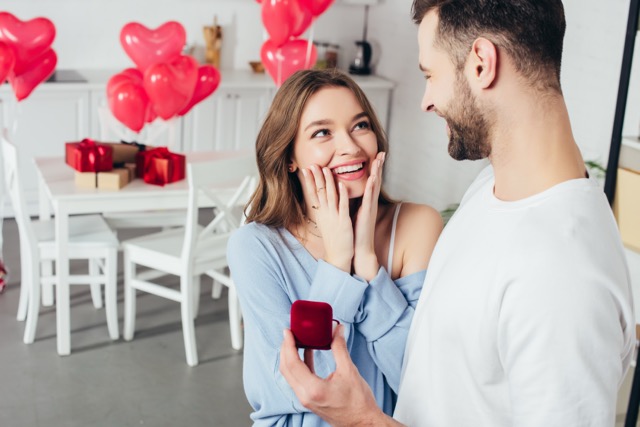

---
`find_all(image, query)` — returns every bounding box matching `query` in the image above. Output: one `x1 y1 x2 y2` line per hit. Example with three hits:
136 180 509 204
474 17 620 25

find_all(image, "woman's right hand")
303 165 353 272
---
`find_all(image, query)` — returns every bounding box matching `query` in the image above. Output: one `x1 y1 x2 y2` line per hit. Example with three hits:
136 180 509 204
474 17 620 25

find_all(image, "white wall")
0 0 632 210
0 0 365 71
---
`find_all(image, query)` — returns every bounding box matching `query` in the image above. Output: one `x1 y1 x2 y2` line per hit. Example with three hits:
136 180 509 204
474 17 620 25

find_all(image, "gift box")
75 172 97 189
135 147 186 186
290 300 335 350
122 163 137 181
98 168 130 190
105 140 150 164
65 139 113 172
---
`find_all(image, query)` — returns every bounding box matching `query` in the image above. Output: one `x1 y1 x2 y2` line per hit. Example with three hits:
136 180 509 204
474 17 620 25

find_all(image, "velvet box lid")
290 300 335 350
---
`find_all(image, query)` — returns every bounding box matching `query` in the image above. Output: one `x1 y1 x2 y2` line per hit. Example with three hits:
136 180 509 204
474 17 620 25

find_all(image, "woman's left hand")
353 152 385 281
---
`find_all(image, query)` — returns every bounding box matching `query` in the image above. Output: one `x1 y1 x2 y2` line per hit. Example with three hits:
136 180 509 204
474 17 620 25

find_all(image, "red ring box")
290 300 334 350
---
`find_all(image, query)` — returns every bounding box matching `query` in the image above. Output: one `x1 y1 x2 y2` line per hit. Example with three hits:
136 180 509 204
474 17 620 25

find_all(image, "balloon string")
277 47 283 87
305 19 316 69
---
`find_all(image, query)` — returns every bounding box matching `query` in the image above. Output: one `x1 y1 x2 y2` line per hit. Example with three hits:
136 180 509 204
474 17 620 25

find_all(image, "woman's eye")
354 121 370 131
311 129 330 138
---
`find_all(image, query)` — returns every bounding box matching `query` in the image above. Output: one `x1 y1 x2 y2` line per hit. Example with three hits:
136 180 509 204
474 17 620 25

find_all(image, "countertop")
0 68 395 92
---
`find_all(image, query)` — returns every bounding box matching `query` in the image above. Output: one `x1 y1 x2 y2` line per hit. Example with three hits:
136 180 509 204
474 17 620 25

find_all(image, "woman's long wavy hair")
246 68 394 229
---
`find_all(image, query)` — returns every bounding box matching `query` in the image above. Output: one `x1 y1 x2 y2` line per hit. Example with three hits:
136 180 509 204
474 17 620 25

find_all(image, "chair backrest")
182 152 257 264
1 133 38 257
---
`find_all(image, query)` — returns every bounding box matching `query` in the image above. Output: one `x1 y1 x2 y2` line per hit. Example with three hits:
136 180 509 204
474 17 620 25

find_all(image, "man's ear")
469 37 497 89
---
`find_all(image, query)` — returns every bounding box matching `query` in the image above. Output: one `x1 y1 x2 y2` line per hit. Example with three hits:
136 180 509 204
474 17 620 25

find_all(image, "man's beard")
445 74 491 161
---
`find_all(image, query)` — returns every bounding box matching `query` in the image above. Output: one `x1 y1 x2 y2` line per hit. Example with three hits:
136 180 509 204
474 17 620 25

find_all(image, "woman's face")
290 86 378 199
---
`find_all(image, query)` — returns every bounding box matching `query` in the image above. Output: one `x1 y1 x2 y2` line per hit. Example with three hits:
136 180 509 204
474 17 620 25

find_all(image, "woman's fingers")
302 168 320 210
323 167 338 209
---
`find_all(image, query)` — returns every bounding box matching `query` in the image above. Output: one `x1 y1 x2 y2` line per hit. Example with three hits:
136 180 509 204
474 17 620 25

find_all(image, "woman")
227 69 442 426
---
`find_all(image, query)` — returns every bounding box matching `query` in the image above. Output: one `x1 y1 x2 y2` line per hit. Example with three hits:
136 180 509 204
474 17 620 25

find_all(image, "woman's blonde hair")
246 68 394 229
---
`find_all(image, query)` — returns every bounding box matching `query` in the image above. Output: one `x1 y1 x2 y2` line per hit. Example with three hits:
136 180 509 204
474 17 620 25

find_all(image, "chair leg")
211 277 223 299
181 274 198 367
89 259 103 309
16 245 31 321
123 256 136 341
23 259 41 344
104 251 119 340
41 260 54 307
228 284 243 350
192 275 201 319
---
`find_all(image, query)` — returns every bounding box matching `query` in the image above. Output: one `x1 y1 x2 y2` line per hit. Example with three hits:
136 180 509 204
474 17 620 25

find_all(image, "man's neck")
489 93 586 201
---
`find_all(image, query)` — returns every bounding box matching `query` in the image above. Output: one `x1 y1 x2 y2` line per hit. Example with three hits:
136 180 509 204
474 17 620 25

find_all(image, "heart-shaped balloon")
261 0 296 48
298 0 335 17
107 69 149 133
178 65 221 116
120 21 186 73
292 0 313 37
0 12 56 75
143 54 198 120
261 38 317 87
0 41 15 84
8 48 57 101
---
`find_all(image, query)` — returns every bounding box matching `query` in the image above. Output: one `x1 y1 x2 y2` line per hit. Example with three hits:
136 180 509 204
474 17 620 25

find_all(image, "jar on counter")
326 44 339 69
314 42 328 70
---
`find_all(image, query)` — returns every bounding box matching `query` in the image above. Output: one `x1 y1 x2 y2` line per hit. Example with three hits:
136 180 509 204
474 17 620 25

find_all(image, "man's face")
418 10 491 161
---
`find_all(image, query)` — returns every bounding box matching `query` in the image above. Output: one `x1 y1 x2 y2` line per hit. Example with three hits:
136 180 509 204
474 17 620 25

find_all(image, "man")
279 0 636 426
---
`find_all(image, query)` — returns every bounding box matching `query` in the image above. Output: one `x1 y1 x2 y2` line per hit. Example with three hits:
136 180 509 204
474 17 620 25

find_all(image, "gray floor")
0 218 253 427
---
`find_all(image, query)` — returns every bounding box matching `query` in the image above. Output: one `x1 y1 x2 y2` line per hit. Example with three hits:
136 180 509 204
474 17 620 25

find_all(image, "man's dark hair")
412 0 566 92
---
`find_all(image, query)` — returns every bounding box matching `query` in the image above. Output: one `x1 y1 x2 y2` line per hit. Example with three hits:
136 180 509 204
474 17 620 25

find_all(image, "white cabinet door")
0 89 90 216
182 88 272 152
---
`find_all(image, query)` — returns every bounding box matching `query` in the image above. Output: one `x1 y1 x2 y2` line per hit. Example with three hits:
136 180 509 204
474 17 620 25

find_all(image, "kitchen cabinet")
181 86 273 152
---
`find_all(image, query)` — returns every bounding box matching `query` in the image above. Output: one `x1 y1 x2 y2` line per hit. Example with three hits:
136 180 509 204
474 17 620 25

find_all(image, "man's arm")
279 324 405 427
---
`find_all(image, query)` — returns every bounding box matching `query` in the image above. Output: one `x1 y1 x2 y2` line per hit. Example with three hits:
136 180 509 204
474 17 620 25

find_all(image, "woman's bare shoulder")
396 202 443 275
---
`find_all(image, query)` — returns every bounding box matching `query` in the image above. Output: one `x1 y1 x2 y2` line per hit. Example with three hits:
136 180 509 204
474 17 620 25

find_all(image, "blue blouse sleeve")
227 225 368 427
354 267 426 392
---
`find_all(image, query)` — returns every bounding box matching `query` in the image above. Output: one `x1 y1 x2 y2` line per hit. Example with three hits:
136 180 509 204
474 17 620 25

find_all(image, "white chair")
122 153 256 366
1 134 120 346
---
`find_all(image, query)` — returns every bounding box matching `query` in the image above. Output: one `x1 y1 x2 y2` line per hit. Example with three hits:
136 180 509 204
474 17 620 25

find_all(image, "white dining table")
34 150 249 355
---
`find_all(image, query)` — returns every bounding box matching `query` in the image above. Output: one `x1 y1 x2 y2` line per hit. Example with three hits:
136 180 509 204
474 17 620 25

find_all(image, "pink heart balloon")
120 21 186 73
292 0 313 37
143 54 198 120
8 48 57 101
298 0 335 17
0 41 15 84
178 65 221 116
261 0 296 48
0 12 56 75
106 67 143 97
107 69 149 133
261 38 317 87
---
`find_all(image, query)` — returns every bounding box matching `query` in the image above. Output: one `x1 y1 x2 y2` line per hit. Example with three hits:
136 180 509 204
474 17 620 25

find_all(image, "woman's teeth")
334 163 364 174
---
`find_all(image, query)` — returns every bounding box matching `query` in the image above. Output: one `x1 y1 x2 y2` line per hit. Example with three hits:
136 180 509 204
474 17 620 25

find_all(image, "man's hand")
279 324 403 427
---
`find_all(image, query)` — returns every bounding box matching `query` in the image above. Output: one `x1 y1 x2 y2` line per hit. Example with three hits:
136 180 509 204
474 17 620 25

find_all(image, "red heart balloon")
107 70 149 133
0 41 15 84
261 0 296 48
261 38 317 87
120 21 186 73
143 54 198 120
292 0 313 37
0 12 56 75
8 48 57 101
298 0 334 17
106 67 143 97
178 65 221 116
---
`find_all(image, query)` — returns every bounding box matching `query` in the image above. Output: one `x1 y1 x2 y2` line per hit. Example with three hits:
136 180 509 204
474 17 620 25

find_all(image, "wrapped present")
98 168 130 190
105 140 150 164
123 163 137 181
65 139 113 172
136 147 186 186
75 171 97 189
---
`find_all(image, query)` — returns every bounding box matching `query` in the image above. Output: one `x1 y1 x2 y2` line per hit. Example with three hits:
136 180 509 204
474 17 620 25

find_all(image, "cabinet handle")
226 93 232 99
235 94 240 99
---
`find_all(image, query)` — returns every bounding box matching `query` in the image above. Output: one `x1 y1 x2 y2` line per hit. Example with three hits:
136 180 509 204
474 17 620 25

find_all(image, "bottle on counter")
314 42 328 70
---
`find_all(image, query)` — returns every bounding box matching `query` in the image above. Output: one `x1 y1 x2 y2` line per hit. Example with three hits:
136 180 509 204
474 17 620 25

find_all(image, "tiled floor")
0 219 253 427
